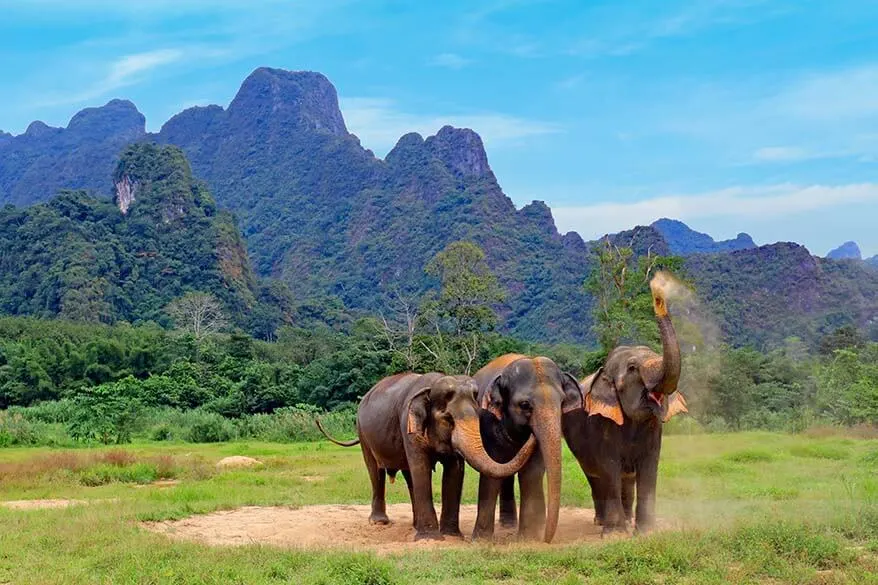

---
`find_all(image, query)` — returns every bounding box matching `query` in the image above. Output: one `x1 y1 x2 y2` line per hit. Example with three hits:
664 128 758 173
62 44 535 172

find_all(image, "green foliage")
584 239 685 352
184 411 236 443
424 241 503 335
67 378 143 444
0 144 257 331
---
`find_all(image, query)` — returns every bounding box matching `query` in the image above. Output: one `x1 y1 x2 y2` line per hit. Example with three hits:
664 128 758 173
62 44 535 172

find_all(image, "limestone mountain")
826 241 862 260
1 67 876 348
0 99 146 206
652 218 756 255
154 67 593 342
0 144 256 326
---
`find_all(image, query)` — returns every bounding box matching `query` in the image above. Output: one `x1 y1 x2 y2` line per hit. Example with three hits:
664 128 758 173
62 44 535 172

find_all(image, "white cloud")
753 146 810 162
341 97 561 155
37 49 184 107
552 183 878 239
429 53 471 69
774 64 878 121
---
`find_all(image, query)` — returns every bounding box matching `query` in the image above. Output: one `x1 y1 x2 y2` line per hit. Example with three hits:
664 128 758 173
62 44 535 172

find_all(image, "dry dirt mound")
215 456 262 469
143 504 670 553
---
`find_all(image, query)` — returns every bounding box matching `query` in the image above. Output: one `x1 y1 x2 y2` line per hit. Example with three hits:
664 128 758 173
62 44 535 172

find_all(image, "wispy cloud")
36 49 186 107
552 183 878 238
753 146 810 162
341 97 561 155
429 53 471 69
567 0 772 58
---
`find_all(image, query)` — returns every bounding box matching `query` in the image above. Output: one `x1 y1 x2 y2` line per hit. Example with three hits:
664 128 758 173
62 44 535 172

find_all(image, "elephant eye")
518 400 532 411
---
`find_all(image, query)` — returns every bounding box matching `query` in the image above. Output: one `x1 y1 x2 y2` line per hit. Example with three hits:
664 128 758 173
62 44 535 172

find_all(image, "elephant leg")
472 474 503 541
402 470 416 528
439 457 464 537
621 473 636 526
362 447 389 525
600 471 628 536
408 453 441 540
499 476 517 528
517 454 546 540
634 449 660 534
587 475 605 526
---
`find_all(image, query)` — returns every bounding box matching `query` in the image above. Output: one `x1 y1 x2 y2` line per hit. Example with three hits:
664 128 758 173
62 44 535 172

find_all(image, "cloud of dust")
651 270 729 529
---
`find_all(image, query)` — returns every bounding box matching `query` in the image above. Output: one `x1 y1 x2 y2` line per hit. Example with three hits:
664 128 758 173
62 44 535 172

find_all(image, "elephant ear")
406 386 432 440
561 372 584 413
585 368 624 426
479 376 504 420
662 392 689 422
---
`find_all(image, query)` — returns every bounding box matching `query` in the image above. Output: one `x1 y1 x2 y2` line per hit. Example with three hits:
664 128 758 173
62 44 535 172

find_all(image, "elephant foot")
369 512 391 525
499 514 518 529
517 526 544 541
471 527 495 542
593 515 605 526
634 522 655 536
440 526 463 538
414 530 444 542
601 525 632 540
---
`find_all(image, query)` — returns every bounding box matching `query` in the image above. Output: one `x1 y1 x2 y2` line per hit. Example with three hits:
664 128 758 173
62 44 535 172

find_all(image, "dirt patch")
300 475 325 483
1 499 87 510
143 504 670 553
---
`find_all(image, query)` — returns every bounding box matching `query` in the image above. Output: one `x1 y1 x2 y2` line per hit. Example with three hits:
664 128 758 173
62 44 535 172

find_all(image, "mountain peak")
424 125 492 179
228 67 347 136
67 99 146 140
652 217 755 255
24 120 58 138
826 241 861 260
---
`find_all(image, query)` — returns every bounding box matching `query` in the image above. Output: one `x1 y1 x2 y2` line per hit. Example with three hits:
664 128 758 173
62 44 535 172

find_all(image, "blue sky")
2 0 877 256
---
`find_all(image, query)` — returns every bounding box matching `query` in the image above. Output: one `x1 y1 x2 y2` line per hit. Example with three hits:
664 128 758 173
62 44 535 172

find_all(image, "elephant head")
481 357 582 543
407 375 537 478
585 272 688 425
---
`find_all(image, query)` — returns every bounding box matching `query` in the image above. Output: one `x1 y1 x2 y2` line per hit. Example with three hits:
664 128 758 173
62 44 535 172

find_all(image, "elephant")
316 371 536 541
562 273 688 535
471 355 582 543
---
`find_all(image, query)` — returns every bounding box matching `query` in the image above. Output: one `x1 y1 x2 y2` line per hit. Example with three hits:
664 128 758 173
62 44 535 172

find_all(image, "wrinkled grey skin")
317 372 536 541
471 355 582 544
562 282 685 535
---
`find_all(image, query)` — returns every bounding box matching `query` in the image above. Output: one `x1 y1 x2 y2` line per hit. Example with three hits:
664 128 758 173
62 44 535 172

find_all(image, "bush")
67 378 143 444
185 411 236 443
236 405 356 443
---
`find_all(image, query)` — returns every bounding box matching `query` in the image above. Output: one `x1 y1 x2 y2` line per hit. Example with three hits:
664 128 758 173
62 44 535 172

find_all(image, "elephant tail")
315 418 360 447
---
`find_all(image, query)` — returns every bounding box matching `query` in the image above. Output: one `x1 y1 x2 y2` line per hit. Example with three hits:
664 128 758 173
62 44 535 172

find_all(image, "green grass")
1 432 877 584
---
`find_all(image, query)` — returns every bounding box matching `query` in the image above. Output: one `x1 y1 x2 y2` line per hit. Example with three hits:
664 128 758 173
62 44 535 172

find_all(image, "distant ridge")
826 241 862 260
651 218 756 255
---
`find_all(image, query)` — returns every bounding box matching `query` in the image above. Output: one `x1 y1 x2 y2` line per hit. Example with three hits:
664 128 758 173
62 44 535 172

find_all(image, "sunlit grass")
0 432 876 584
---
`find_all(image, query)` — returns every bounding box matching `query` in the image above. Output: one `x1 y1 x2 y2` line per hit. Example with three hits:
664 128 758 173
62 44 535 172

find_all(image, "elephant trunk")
452 417 537 479
533 410 563 544
649 273 682 395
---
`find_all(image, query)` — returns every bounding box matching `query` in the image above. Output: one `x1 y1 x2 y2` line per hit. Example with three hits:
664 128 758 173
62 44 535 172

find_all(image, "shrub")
185 411 236 443
67 378 143 444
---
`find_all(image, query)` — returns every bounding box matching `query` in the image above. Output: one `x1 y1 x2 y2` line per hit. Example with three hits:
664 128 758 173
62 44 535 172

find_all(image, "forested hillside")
1 67 876 349
0 144 258 327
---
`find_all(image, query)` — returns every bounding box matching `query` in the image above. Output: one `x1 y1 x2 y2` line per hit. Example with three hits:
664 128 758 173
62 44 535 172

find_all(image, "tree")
584 238 684 353
165 292 228 340
423 241 504 374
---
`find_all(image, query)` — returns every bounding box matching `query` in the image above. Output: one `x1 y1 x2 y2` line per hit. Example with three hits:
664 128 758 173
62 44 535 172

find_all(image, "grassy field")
1 432 877 584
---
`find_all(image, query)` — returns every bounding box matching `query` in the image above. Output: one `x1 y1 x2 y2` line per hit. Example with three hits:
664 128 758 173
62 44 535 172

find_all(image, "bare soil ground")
1 499 87 510
143 504 670 553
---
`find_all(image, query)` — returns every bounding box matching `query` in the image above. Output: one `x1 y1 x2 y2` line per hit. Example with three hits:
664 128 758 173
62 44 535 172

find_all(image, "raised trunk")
649 275 682 396
533 412 563 544
452 418 537 479
655 314 681 395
